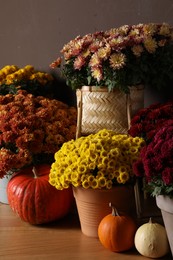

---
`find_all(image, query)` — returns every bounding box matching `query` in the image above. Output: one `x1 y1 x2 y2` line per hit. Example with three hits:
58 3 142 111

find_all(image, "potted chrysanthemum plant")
133 123 173 255
49 128 145 237
50 23 173 136
0 64 56 97
0 90 77 204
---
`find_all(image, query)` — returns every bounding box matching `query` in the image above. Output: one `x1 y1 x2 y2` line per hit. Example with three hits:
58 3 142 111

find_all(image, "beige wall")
0 0 173 105
0 0 173 71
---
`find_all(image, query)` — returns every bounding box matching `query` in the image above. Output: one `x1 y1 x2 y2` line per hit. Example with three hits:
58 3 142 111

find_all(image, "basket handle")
126 93 132 130
76 89 82 139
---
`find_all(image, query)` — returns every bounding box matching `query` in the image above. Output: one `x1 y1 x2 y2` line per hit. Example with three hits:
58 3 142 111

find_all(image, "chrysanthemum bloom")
51 22 173 93
133 124 173 197
49 129 145 190
0 90 77 178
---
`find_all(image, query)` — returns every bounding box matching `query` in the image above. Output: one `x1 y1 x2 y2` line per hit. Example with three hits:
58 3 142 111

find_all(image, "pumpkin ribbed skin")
98 213 137 252
7 165 74 224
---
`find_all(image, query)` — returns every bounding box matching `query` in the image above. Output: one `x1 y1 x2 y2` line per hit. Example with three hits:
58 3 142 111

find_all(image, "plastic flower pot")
156 195 173 256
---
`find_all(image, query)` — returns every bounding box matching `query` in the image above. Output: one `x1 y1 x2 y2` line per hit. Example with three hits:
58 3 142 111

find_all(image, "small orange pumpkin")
98 203 137 252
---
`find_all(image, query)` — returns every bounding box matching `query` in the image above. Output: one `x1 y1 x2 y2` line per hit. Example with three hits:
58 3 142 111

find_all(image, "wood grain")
0 203 172 260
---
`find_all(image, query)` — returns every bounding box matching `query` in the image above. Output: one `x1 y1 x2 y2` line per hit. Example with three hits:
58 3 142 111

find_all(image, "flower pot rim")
156 195 173 214
80 85 144 93
72 184 134 191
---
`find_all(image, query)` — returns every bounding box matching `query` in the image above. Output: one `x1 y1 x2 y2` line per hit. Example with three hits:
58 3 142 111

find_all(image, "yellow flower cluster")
49 129 145 190
0 64 54 87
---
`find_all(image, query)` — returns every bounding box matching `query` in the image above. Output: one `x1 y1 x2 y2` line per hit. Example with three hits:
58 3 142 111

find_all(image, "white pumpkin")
134 218 170 258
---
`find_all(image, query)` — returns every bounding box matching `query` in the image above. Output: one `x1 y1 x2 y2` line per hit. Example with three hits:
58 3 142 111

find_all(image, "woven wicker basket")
76 86 144 138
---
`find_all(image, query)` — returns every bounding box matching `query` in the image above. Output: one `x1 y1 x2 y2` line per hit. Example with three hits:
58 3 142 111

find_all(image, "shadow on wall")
52 79 173 109
144 85 173 107
50 73 77 108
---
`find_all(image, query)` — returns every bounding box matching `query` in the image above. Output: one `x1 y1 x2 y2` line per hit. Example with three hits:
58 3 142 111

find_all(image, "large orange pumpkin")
98 203 137 252
7 164 74 224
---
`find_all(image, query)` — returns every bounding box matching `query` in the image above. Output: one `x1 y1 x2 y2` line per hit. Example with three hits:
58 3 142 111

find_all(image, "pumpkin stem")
149 217 152 224
32 167 38 179
109 202 119 216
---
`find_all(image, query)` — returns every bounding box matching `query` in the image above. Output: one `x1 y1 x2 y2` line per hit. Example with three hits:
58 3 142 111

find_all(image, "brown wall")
0 0 173 105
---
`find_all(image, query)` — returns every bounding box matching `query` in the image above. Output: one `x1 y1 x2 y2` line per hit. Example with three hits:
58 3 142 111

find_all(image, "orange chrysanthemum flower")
0 90 77 178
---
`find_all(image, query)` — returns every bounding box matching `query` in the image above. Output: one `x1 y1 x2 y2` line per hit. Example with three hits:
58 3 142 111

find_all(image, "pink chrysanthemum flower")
158 39 167 47
143 23 158 36
97 43 111 60
159 23 171 36
89 40 104 53
50 57 62 69
132 45 144 57
118 25 130 36
89 53 101 67
50 22 173 93
108 36 125 50
90 66 103 82
109 53 126 69
74 55 86 70
144 37 157 53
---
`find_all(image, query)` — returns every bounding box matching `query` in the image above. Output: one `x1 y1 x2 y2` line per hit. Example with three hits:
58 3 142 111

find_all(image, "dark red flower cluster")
133 124 173 196
0 90 77 178
128 101 173 143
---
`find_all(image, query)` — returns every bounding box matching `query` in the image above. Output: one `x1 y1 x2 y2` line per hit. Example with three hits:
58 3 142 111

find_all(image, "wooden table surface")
0 203 172 260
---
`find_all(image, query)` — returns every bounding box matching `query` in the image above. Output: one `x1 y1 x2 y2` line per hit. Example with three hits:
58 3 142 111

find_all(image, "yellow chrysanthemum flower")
119 172 129 184
96 174 105 182
90 179 99 189
78 164 87 174
88 162 96 170
101 157 109 166
95 142 103 152
82 180 90 189
108 172 114 180
49 129 145 190
98 176 107 188
105 180 113 189
71 172 79 182
89 151 98 161
108 159 115 168
114 170 120 178
72 181 80 187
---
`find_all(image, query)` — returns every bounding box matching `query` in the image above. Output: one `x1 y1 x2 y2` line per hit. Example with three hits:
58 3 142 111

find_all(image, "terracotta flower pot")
73 185 136 237
156 195 173 256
